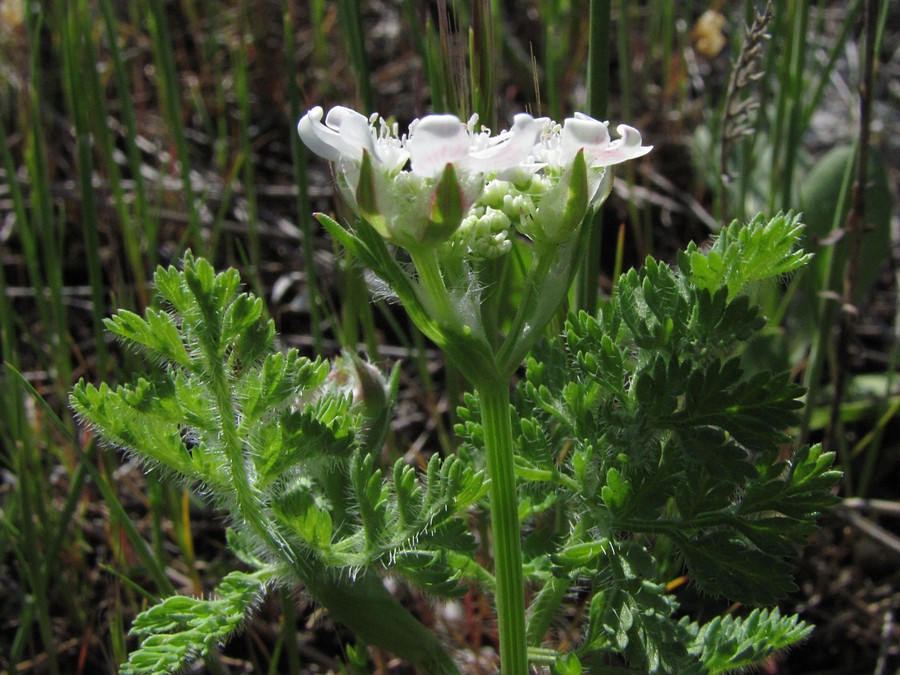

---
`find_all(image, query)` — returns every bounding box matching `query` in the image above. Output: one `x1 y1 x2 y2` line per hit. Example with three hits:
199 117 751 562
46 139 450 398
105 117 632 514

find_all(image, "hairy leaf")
122 571 269 674
685 608 813 674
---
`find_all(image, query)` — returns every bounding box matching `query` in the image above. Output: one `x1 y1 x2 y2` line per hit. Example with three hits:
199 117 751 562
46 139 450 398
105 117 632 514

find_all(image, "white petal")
296 106 378 163
297 106 343 161
560 114 610 164
588 124 652 166
468 114 547 176
407 114 470 178
325 106 376 160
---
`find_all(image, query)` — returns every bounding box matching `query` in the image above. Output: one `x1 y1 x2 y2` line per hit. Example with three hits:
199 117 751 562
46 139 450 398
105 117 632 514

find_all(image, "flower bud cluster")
452 206 513 260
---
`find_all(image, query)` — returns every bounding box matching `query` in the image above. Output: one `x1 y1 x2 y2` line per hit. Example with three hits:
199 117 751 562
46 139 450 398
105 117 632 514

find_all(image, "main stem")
478 380 528 674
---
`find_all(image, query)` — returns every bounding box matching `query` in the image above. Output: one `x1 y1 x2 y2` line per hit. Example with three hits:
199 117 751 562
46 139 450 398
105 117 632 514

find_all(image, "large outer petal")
326 107 376 160
559 113 611 165
466 114 547 177
297 106 375 162
406 114 471 178
297 106 343 161
560 113 652 168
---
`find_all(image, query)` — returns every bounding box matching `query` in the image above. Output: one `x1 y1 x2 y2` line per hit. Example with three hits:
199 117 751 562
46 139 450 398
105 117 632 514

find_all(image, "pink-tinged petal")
468 114 547 175
588 124 652 167
297 106 343 161
407 114 470 178
325 106 376 160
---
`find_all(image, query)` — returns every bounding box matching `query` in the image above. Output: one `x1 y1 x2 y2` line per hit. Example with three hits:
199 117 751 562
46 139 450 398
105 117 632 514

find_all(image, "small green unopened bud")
482 232 512 258
452 206 513 260
502 193 531 221
481 179 513 209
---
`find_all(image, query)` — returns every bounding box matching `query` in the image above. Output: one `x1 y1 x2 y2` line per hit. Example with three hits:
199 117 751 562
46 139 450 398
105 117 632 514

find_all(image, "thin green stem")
337 0 373 110
63 0 108 373
283 0 323 353
478 381 527 674
575 0 611 313
146 0 205 255
279 588 301 675
469 0 496 128
235 15 260 270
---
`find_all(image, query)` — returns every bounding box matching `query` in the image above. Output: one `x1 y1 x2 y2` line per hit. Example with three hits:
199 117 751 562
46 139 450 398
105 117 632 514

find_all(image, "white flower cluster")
298 106 651 254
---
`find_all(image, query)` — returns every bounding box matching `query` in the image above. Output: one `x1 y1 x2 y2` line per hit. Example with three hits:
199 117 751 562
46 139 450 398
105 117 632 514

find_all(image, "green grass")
0 1 895 672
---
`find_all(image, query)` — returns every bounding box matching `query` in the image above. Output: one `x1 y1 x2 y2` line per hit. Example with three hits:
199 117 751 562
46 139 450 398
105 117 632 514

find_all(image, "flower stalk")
407 246 455 324
478 379 528 673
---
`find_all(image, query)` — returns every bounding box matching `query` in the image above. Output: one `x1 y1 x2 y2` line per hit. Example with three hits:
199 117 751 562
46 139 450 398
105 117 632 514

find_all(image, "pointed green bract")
551 148 590 243
355 149 390 238
426 161 465 245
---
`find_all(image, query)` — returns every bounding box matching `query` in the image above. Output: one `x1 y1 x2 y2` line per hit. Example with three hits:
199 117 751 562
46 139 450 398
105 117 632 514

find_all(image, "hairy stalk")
409 248 456 323
526 576 570 645
478 381 527 674
208 365 291 562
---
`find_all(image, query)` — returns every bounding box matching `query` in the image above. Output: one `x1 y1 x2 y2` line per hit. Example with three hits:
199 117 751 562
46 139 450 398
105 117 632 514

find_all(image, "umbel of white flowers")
298 106 651 258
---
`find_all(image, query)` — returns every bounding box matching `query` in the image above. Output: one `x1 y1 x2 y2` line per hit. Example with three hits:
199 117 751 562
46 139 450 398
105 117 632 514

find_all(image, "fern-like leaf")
121 571 269 674
685 608 813 674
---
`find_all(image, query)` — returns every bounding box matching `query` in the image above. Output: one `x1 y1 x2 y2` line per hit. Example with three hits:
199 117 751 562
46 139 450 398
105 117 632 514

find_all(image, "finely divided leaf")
121 571 269 674
678 532 796 605
679 212 811 298
685 608 813 674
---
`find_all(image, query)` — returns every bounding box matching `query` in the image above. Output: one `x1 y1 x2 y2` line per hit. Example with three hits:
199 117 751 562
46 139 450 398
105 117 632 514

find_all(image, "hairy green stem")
209 366 292 562
479 381 528 674
409 247 455 323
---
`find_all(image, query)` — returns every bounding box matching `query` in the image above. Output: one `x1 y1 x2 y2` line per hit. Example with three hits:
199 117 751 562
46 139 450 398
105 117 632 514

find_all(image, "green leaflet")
678 211 812 299
121 571 269 674
685 608 813 674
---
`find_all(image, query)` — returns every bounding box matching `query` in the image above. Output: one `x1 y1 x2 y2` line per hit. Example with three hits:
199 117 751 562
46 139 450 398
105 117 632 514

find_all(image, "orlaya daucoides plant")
72 106 839 674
